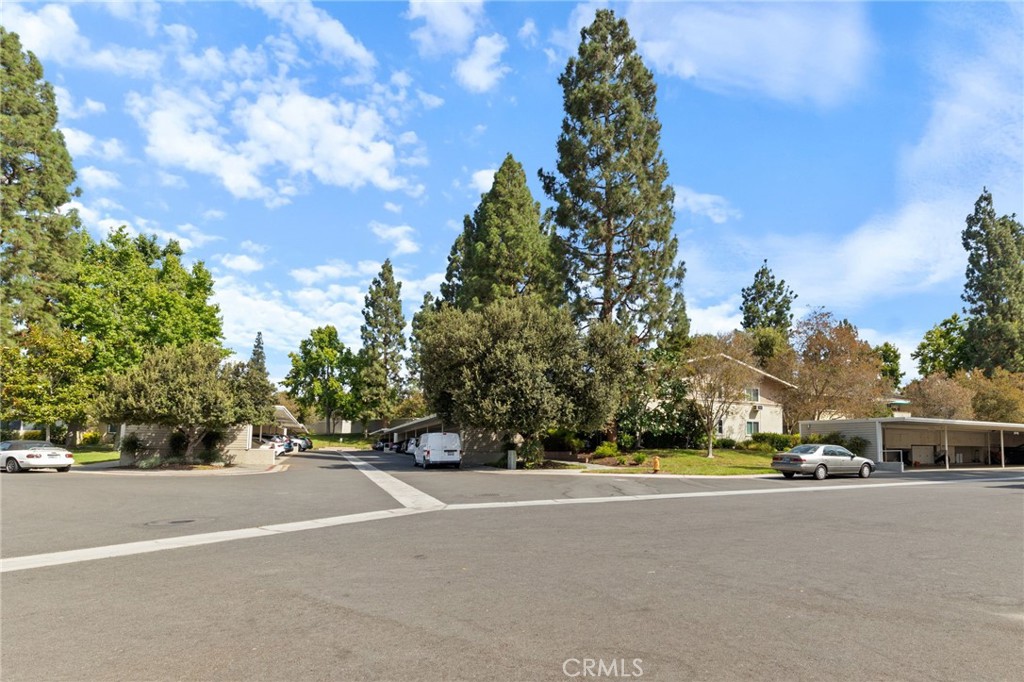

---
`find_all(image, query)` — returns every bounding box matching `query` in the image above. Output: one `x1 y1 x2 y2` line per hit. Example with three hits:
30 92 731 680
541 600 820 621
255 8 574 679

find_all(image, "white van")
413 432 462 469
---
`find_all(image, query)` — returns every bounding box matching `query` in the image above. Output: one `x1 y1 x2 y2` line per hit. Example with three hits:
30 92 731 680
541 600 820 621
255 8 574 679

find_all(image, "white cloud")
62 128 126 162
220 254 265 273
289 259 380 286
158 171 188 189
240 240 267 254
54 86 106 119
127 80 415 206
251 0 376 77
4 3 162 78
626 3 874 107
203 209 227 221
79 166 122 190
407 0 484 56
102 0 162 35
396 270 446 305
454 34 511 93
469 168 496 194
688 297 743 336
370 222 420 256
518 19 538 46
674 186 742 224
416 90 445 109
384 202 403 214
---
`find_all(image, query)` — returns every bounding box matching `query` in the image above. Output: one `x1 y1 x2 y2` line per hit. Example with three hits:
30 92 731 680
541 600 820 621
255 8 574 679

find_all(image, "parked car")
772 444 875 480
252 437 287 457
412 432 462 469
301 436 313 451
1 440 76 473
288 436 307 452
372 440 385 451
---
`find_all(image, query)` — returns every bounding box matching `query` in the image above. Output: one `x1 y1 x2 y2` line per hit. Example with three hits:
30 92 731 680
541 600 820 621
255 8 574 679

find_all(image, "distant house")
685 354 797 440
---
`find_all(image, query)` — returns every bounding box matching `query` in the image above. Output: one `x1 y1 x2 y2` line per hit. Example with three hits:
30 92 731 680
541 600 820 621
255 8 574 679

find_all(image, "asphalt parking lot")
2 451 1021 681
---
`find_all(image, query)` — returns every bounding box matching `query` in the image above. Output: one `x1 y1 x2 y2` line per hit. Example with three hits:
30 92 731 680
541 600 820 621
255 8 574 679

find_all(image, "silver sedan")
771 444 875 480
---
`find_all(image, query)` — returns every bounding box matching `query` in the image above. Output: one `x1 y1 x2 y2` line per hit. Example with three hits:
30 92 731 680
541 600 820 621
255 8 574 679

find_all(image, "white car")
252 437 287 456
413 432 462 469
1 440 76 473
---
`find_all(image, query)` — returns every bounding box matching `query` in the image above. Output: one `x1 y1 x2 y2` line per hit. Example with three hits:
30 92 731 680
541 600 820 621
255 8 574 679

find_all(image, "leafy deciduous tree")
0 327 91 440
1 28 85 343
781 310 887 426
901 374 974 420
678 333 758 458
283 326 360 434
913 314 969 378
964 369 1024 423
874 341 904 391
418 296 631 460
96 342 236 463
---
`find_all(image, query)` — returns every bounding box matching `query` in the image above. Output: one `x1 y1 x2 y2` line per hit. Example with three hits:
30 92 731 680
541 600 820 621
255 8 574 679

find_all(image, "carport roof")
274 405 306 431
801 416 1024 432
372 414 442 437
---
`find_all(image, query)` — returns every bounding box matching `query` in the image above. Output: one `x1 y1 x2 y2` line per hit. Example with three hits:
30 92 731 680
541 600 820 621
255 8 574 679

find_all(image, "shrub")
136 455 160 469
714 438 737 449
198 449 220 465
747 441 775 453
618 433 636 451
17 430 43 440
168 431 189 458
801 432 869 456
632 453 647 465
81 431 102 445
751 432 792 452
846 436 869 456
120 433 143 462
0 429 14 441
594 441 619 457
615 455 628 466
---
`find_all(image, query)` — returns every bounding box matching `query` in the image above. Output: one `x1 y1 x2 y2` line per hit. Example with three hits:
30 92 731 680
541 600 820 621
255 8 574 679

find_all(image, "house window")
746 421 760 435
107 422 119 434
716 419 724 435
745 387 760 402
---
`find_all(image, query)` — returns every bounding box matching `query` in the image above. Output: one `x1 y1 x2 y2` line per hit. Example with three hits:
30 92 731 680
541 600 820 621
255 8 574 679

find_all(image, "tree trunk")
706 426 715 458
184 427 205 464
45 424 51 442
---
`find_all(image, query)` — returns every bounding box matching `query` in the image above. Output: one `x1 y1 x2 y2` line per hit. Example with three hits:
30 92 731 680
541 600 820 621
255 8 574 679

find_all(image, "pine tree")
455 153 564 310
359 259 407 426
740 259 798 334
539 9 682 347
1 28 85 344
233 332 276 426
961 189 1024 374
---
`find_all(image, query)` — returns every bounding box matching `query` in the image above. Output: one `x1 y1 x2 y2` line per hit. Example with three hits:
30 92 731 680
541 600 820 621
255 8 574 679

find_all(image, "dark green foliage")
169 431 189 458
359 260 406 426
741 260 797 335
119 433 143 462
1 29 86 343
801 431 869 456
97 342 237 463
750 432 795 452
540 9 684 347
874 341 904 390
60 227 223 376
714 438 737 449
407 292 437 390
913 314 969 377
231 332 276 427
418 296 630 449
283 326 360 433
451 153 565 311
961 189 1024 374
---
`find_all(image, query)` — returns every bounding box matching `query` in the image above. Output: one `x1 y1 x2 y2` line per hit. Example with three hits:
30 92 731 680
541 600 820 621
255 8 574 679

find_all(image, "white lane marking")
0 508 426 573
341 453 445 510
444 476 1024 511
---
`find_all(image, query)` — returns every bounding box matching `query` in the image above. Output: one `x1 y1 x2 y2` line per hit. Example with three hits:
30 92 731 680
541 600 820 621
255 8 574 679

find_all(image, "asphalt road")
2 451 1021 681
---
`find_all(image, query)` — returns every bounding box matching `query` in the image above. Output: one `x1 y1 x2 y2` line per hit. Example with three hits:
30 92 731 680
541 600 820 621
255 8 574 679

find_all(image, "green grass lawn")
72 445 120 465
585 448 777 476
307 434 376 450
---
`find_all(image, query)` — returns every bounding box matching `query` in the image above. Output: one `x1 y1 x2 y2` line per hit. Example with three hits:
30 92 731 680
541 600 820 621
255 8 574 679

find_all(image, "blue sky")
5 1 1023 384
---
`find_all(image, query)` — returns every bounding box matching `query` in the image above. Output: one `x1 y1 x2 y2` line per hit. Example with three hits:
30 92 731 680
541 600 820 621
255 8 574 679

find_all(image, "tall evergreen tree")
874 341 904 391
1 29 85 344
961 188 1024 374
232 331 276 427
455 153 564 310
440 233 465 307
740 259 798 334
539 8 683 346
407 291 437 391
359 259 407 426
